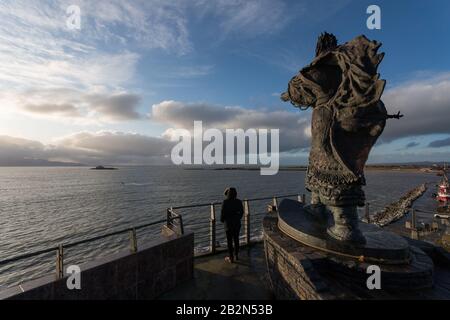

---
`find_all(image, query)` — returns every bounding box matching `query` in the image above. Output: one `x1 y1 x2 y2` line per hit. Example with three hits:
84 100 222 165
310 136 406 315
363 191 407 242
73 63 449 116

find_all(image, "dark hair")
224 187 237 200
315 32 338 57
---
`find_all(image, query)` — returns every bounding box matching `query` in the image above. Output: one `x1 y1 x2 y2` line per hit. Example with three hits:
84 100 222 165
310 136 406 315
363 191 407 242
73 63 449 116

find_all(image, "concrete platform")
159 244 273 300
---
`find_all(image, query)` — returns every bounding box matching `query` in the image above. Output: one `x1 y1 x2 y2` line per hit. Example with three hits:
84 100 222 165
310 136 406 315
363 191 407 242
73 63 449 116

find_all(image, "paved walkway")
159 243 273 300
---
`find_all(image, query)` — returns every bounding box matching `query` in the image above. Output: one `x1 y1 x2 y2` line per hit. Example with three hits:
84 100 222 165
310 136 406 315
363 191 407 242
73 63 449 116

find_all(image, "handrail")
415 207 442 215
3 187 443 290
0 217 167 267
171 193 300 210
167 208 184 235
0 247 59 266
65 218 168 249
0 192 305 283
169 192 307 255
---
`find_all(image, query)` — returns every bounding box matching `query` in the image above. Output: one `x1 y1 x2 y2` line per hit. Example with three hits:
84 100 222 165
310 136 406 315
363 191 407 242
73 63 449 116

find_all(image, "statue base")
278 199 411 264
262 199 437 299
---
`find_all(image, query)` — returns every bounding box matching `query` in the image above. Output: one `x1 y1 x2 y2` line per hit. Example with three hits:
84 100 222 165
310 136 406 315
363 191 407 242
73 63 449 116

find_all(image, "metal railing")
0 192 302 283
1 188 444 285
167 207 185 235
406 207 450 240
0 214 183 279
167 193 306 255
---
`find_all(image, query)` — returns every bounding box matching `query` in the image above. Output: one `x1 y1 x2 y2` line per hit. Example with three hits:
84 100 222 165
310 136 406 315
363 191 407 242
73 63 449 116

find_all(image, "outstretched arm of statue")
280 92 290 102
386 111 403 119
281 91 313 111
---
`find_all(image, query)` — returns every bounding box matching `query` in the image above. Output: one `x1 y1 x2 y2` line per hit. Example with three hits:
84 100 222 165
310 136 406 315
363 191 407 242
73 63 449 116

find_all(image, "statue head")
281 32 343 109
315 32 338 57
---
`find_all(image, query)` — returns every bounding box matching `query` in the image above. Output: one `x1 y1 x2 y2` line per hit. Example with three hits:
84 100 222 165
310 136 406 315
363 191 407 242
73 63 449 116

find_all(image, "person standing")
220 187 244 263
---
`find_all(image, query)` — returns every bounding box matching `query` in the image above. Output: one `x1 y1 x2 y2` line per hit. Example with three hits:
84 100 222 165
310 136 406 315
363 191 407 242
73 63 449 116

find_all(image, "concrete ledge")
1 232 194 300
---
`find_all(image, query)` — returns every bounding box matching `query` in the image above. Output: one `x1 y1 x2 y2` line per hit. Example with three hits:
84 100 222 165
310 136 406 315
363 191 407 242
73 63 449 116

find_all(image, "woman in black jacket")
220 187 244 263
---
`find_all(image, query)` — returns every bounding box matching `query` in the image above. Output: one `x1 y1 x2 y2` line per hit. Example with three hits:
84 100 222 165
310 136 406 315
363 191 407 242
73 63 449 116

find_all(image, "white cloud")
0 0 149 126
73 0 193 54
0 88 143 122
194 0 292 39
163 65 214 78
0 1 142 90
85 93 142 121
23 103 81 117
55 131 173 158
382 73 450 142
0 135 47 160
151 100 310 151
0 132 174 165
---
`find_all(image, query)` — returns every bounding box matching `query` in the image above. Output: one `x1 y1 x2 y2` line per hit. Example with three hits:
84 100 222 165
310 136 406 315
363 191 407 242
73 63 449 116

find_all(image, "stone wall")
263 215 337 300
0 231 194 300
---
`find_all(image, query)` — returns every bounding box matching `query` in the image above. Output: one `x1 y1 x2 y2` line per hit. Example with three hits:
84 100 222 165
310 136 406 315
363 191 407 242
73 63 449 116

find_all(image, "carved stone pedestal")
278 199 412 264
263 199 439 300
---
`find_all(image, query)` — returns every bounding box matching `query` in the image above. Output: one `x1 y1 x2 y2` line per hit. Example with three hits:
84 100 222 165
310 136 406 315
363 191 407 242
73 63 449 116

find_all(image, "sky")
1 0 450 165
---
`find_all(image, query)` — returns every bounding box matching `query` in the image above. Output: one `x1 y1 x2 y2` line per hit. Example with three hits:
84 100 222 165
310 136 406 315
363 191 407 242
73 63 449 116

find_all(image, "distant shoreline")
184 165 442 174
0 164 444 174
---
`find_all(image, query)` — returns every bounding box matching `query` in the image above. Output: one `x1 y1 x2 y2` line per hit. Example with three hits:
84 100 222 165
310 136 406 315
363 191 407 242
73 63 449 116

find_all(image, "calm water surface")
0 166 440 287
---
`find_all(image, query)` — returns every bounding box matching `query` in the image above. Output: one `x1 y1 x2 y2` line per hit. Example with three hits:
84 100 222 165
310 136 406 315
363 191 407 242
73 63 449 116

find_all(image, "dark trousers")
226 227 240 259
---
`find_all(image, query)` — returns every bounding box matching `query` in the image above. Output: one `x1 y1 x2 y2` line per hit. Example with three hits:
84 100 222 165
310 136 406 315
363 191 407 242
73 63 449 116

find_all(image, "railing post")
178 215 185 235
365 202 370 224
297 194 306 203
129 228 138 253
56 244 64 279
210 204 216 254
166 208 172 227
411 207 419 240
272 197 278 210
244 199 251 245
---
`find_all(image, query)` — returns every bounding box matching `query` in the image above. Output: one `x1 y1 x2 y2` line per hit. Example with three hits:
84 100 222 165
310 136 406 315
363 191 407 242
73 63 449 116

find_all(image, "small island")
90 165 118 170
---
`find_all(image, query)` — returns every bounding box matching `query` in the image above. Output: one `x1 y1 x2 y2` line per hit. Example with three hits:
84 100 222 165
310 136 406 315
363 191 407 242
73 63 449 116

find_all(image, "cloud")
55 132 173 159
0 132 175 165
194 0 292 39
405 141 420 149
151 100 310 152
368 149 450 164
3 130 450 167
0 136 47 161
163 65 214 78
0 1 148 126
194 0 303 41
0 0 199 122
86 93 142 121
2 88 144 122
23 103 80 117
428 137 450 148
76 0 193 54
381 73 450 142
0 1 141 90
0 0 193 58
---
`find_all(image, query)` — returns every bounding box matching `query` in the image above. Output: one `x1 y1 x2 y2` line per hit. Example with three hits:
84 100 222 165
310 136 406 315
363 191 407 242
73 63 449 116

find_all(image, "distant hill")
0 158 86 167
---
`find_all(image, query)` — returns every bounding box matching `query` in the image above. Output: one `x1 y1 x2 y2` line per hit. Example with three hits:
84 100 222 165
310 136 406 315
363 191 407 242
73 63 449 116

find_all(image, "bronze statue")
281 33 402 244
